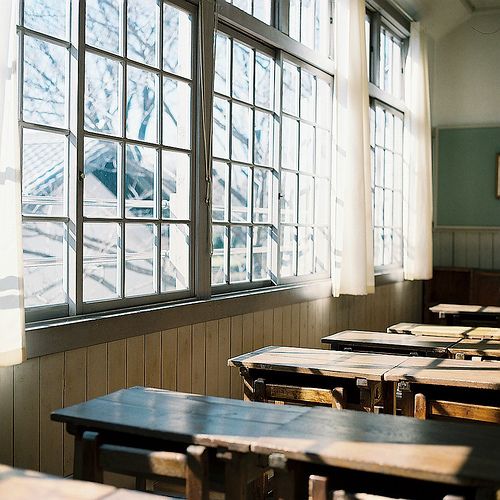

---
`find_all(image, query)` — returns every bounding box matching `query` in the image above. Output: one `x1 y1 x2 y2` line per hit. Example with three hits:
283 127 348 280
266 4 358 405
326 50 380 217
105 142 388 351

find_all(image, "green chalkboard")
437 126 500 226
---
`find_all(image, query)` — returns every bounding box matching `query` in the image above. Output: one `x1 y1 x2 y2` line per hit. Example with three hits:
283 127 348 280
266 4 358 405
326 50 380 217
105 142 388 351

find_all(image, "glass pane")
230 226 249 283
253 167 272 223
315 226 329 274
161 224 189 292
283 61 299 116
301 0 316 49
375 146 384 186
163 3 192 78
126 66 158 143
394 154 403 193
232 41 253 103
231 103 252 163
393 41 402 99
254 110 272 167
84 137 119 218
213 97 230 158
315 0 330 56
374 186 384 227
385 112 394 150
231 164 250 222
394 116 403 154
384 151 394 189
383 228 393 266
125 223 155 296
315 179 329 226
212 161 228 222
255 52 273 110
289 0 300 41
22 129 66 216
85 52 121 136
23 221 65 307
233 0 251 13
214 32 231 96
393 230 403 265
298 174 314 225
23 36 67 128
384 189 393 228
253 0 272 24
125 144 157 218
253 226 271 280
374 227 383 267
316 79 332 129
83 223 120 302
299 123 315 173
163 77 191 148
375 105 384 146
280 225 296 277
127 0 158 66
300 70 316 122
162 150 190 220
370 106 376 146
211 225 226 285
280 171 297 224
316 128 331 177
86 0 121 54
298 227 313 275
393 190 403 229
281 116 298 171
24 0 67 39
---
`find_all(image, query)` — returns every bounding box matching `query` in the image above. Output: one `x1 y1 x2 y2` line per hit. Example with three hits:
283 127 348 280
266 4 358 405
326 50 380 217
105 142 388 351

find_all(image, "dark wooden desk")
430 303 500 327
252 407 500 499
384 357 500 424
229 346 408 413
0 464 157 499
449 338 500 360
389 322 500 340
321 330 460 357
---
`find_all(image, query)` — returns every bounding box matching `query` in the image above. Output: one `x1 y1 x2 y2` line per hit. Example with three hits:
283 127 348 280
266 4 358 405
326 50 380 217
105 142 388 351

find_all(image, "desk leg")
400 390 415 418
73 430 102 483
383 381 397 415
310 475 329 500
270 455 308 500
360 381 382 412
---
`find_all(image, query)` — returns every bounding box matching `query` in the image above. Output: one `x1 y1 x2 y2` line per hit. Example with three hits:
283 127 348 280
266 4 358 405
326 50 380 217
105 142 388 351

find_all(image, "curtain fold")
332 0 374 297
403 22 433 280
0 0 26 366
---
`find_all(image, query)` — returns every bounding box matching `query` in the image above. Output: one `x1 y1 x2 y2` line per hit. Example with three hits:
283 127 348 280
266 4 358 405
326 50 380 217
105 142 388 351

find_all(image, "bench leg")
414 393 427 420
270 455 308 500
254 378 267 403
309 475 329 500
400 390 415 417
383 381 397 415
186 445 209 500
74 431 103 483
331 387 345 410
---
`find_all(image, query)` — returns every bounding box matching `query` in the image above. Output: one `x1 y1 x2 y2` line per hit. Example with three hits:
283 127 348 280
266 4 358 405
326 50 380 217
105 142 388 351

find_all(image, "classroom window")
222 0 273 25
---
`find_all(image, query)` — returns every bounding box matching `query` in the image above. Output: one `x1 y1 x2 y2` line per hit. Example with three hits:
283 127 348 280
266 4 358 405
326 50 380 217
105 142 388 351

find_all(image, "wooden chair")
414 393 500 424
252 378 346 409
78 431 210 499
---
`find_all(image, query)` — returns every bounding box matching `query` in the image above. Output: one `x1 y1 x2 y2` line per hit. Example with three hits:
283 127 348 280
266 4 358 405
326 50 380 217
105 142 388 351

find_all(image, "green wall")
437 127 500 226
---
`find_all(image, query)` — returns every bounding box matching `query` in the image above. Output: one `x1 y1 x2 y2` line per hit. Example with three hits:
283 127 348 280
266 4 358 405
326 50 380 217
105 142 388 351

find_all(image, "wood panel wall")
434 227 500 269
0 281 422 478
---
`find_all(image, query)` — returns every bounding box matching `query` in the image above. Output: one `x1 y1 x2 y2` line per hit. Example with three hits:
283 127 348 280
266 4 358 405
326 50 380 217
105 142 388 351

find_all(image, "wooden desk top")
388 323 500 340
321 330 460 352
228 346 408 381
384 357 500 389
0 465 155 499
429 304 483 314
252 407 500 487
449 339 500 358
52 387 308 453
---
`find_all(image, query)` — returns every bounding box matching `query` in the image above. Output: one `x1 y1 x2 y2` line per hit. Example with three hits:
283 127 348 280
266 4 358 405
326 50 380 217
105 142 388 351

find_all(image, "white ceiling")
391 0 500 39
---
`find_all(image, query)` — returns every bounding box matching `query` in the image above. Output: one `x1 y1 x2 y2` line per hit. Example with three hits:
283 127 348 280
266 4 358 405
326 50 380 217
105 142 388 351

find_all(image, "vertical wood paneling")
39 353 64 476
145 332 161 388
262 309 273 347
253 311 264 349
454 232 467 267
290 304 300 347
217 318 230 398
126 336 145 388
0 366 14 466
466 232 480 268
14 358 40 471
161 329 177 391
87 344 107 399
273 307 283 345
479 232 493 270
299 302 308 347
242 313 254 354
205 321 218 396
191 323 206 395
308 300 318 347
230 316 243 399
107 339 126 393
282 305 292 346
177 326 192 393
494 232 500 269
63 348 86 477
438 231 453 267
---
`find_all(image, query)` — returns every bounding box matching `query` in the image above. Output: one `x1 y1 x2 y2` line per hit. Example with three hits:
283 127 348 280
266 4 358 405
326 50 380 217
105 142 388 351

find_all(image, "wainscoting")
0 280 422 480
433 226 500 269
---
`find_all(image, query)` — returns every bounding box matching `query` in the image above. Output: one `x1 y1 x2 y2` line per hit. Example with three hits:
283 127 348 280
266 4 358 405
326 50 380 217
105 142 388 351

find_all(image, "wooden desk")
52 387 306 499
228 346 408 413
0 464 156 499
252 407 500 499
384 357 500 424
321 330 460 357
449 338 500 360
430 303 500 327
388 322 500 340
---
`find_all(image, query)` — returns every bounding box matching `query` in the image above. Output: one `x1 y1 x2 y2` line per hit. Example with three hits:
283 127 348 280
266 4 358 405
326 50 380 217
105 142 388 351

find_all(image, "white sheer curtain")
332 0 374 296
0 0 26 366
404 22 433 280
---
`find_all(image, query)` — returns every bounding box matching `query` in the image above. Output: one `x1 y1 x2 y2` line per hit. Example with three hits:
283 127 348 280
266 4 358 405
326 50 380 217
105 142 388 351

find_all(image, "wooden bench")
448 338 500 360
228 346 409 413
430 303 500 327
0 464 162 499
321 330 461 358
384 357 500 424
387 322 475 338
